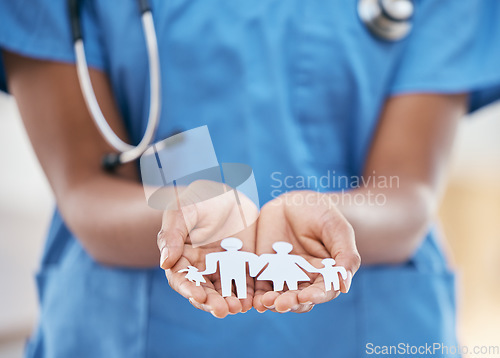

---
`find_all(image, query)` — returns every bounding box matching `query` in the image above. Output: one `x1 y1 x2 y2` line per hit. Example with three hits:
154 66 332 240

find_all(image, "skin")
4 51 467 318
253 94 466 313
161 93 466 316
3 52 162 267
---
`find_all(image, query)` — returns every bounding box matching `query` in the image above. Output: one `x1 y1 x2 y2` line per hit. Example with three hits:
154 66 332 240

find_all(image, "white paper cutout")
198 237 257 299
179 238 347 299
317 258 347 292
254 242 318 291
178 266 206 286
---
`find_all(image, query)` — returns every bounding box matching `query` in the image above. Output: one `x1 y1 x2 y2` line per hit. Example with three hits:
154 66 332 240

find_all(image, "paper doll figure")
178 266 206 286
255 242 319 291
198 237 258 299
317 258 347 292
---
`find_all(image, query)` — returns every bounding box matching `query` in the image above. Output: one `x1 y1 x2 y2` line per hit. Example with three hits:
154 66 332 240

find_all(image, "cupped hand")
253 191 361 314
157 180 259 318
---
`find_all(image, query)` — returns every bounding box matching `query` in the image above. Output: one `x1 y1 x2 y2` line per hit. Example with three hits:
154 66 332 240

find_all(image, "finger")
333 253 357 293
188 297 214 314
240 275 255 313
224 295 243 315
208 274 240 317
170 259 230 318
187 272 231 318
253 279 273 313
233 223 257 313
166 257 208 304
204 288 230 318
241 296 253 313
209 273 252 314
297 278 340 304
158 210 189 270
261 290 281 311
254 203 289 313
320 213 361 293
291 303 315 313
274 290 300 313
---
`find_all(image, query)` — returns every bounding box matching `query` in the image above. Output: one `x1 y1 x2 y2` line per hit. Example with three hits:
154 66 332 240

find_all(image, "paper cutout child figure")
317 258 347 292
197 237 258 299
255 242 319 291
178 266 206 286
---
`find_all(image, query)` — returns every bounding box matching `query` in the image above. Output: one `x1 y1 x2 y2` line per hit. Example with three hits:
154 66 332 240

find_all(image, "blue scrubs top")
1 1 500 357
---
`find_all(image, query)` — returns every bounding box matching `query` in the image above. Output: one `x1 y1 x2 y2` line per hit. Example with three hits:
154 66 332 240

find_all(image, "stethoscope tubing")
70 0 161 168
69 0 412 170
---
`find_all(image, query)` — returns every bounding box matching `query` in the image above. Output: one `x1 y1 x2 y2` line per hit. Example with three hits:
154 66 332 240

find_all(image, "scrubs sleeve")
389 0 500 112
0 0 105 93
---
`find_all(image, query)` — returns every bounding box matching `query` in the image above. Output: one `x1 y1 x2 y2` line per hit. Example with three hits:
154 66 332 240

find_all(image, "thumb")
157 210 189 270
320 213 361 293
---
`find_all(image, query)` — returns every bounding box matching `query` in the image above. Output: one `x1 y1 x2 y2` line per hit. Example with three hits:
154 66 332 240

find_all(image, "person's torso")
27 1 459 357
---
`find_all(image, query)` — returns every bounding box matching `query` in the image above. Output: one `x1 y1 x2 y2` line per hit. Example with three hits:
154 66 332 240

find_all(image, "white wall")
451 101 500 179
0 93 53 356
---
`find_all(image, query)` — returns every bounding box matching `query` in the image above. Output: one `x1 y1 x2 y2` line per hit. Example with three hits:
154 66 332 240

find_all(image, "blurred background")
0 92 499 357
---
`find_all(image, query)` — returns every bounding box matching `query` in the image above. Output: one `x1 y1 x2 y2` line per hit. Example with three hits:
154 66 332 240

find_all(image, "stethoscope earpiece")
358 0 414 41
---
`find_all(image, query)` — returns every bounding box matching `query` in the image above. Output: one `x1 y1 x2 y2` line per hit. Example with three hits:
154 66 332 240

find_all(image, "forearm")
332 182 436 265
58 173 162 268
338 94 466 265
3 54 164 268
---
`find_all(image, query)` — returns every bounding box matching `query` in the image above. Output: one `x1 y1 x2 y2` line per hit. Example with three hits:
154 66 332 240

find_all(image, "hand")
157 180 258 318
253 191 361 313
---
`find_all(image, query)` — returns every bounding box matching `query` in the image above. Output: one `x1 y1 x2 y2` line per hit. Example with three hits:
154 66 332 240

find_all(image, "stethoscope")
69 0 161 171
69 0 414 171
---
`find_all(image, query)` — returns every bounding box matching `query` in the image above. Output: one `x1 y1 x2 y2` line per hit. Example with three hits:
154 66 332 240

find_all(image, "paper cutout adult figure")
197 237 258 299
255 242 319 291
317 258 347 292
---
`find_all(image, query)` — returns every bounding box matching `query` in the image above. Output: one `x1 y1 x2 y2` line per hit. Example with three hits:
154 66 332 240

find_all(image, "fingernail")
283 308 291 313
291 304 301 311
160 247 169 268
264 304 275 310
210 310 222 319
344 270 353 293
302 301 313 305
188 297 200 306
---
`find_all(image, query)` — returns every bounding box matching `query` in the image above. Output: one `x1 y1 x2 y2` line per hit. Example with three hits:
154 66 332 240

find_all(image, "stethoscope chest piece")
358 0 413 41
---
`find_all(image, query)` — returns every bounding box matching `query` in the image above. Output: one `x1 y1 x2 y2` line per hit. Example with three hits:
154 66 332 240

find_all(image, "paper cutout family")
179 238 347 299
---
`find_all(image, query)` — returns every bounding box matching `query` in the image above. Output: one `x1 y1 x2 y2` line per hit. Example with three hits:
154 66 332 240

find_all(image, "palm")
253 191 355 313
167 231 256 317
161 180 259 317
160 189 359 316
